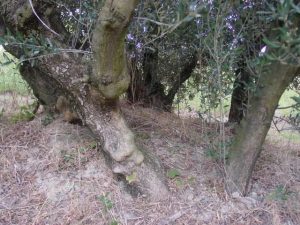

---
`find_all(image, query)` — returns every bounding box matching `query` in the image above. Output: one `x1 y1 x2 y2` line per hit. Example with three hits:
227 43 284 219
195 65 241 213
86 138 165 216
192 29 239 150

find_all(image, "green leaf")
126 172 137 184
15 31 24 42
175 177 184 187
1 61 13 66
263 37 281 49
2 52 11 62
268 185 292 201
291 96 300 103
290 1 300 14
178 0 188 20
0 36 5 45
98 194 113 210
182 15 194 23
89 141 97 149
265 53 278 61
167 169 181 179
110 221 118 225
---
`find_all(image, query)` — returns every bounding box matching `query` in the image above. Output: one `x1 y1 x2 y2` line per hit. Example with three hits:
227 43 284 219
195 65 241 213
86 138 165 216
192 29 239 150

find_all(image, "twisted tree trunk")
0 0 168 199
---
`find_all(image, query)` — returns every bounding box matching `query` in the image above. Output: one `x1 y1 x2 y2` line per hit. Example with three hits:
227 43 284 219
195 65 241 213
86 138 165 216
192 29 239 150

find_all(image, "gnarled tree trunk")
226 63 299 195
0 0 168 199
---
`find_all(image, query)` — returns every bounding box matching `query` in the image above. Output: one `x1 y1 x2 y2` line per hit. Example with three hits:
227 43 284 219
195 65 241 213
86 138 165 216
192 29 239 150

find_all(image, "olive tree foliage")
126 0 203 110
225 0 300 195
187 0 300 195
125 0 253 113
0 0 169 199
155 0 300 195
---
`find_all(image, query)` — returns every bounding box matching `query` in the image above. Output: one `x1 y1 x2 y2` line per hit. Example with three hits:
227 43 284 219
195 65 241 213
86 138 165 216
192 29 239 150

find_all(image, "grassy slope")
0 46 28 95
278 89 299 116
276 90 300 142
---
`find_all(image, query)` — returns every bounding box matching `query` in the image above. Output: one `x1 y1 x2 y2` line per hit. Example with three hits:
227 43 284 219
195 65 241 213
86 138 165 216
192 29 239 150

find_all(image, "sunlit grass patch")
279 130 300 143
278 90 299 117
0 71 29 95
0 46 29 95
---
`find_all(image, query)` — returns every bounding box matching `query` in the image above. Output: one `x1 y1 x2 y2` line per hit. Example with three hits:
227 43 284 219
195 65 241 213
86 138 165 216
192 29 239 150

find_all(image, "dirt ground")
0 100 299 225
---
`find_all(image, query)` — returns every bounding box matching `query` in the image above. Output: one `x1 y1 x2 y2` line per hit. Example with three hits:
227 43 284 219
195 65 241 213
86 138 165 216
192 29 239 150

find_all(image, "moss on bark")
92 0 138 99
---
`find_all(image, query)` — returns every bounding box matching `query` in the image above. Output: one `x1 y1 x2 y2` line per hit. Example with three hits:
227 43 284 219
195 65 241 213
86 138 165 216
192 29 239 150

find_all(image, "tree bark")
127 48 167 108
0 0 169 199
128 50 198 111
228 60 251 124
164 52 198 109
20 63 64 106
226 63 299 195
92 0 138 99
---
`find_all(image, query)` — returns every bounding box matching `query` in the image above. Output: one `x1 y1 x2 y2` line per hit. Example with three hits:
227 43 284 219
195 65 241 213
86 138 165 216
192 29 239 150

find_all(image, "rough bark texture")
226 63 299 195
0 0 169 199
165 52 198 107
128 50 198 111
92 0 138 99
20 63 64 106
127 48 169 109
228 60 251 124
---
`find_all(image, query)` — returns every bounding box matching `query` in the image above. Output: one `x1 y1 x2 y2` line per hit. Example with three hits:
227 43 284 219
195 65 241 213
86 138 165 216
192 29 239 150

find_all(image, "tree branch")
28 0 60 36
92 0 139 99
166 52 198 104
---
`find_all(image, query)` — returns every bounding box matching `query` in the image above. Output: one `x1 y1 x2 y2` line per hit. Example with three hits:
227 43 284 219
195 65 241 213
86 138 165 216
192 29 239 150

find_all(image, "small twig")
0 145 28 148
158 207 191 225
31 197 49 225
273 116 300 132
28 0 60 36
279 127 300 131
142 14 197 47
135 17 172 27
277 103 300 110
272 119 281 133
17 48 92 63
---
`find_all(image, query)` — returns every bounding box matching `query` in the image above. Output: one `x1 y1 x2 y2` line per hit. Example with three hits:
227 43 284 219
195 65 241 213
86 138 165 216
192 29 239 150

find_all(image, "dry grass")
0 91 35 123
0 100 299 225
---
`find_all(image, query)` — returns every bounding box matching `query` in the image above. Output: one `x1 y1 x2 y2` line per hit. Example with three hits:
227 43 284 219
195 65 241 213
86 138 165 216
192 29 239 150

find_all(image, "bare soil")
0 102 299 225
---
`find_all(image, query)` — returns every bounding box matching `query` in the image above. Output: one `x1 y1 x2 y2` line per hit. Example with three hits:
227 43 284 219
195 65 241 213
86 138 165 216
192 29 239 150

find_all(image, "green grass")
278 89 299 116
277 90 300 143
176 90 233 120
177 85 298 118
177 92 230 110
0 46 29 95
0 71 29 95
279 131 300 143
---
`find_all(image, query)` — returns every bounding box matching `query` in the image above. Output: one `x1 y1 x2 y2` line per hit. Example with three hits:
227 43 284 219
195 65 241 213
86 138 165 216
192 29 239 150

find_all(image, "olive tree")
0 0 168 199
126 0 201 110
226 0 300 195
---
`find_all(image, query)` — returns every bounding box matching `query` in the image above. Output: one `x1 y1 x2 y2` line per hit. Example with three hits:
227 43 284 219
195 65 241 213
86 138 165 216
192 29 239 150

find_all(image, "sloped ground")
0 103 299 225
0 92 34 115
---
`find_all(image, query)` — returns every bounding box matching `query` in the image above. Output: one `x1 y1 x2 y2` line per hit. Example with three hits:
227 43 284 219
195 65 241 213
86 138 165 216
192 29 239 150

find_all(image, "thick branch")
166 52 198 104
92 0 139 99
